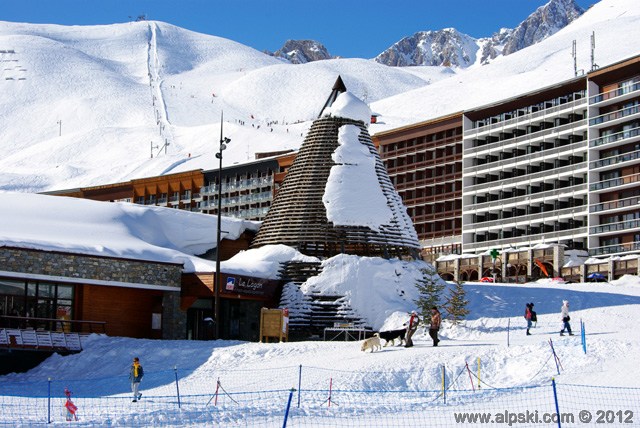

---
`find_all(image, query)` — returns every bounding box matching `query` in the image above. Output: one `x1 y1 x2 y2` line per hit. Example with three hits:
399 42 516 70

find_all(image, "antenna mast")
590 31 598 71
572 40 577 77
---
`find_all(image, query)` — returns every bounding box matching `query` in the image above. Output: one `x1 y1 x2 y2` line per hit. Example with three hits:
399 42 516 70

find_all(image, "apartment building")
372 113 463 263
461 77 589 254
587 55 640 257
200 158 280 221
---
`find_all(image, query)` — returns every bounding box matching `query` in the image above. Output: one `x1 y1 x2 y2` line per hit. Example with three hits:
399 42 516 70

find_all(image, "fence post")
442 364 446 404
282 388 295 428
507 319 510 347
551 378 562 428
47 377 51 424
581 319 587 354
297 364 302 408
465 362 475 391
477 357 481 390
174 366 181 409
549 339 561 375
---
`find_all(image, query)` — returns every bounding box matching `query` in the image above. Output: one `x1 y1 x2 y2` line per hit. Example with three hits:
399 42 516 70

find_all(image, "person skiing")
525 302 534 335
560 300 573 336
404 310 421 348
129 357 144 402
429 307 442 346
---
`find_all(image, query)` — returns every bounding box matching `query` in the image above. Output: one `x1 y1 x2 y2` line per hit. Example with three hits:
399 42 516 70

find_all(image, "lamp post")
214 113 230 339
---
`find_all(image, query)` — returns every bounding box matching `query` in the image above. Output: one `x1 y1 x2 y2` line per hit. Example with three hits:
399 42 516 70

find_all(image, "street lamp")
214 114 230 339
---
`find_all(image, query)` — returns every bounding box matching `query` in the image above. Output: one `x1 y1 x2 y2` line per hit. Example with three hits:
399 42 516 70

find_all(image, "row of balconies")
201 176 274 195
590 172 640 192
380 135 460 156
590 240 640 256
201 191 273 208
385 152 461 171
466 164 586 197
591 218 640 235
468 91 586 132
590 81 640 104
467 186 588 213
467 225 588 249
467 124 587 157
471 114 585 147
469 146 585 174
590 124 640 147
223 206 270 220
469 206 587 229
590 195 640 213
471 198 586 220
591 147 640 169
589 103 640 127
470 164 586 188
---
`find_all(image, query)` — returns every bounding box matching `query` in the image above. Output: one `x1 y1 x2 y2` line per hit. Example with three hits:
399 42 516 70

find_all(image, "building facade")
586 56 640 257
373 113 463 263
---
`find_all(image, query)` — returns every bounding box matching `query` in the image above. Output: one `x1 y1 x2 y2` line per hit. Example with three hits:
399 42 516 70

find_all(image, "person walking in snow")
404 310 421 348
129 357 144 402
429 306 442 346
524 302 534 335
560 300 573 336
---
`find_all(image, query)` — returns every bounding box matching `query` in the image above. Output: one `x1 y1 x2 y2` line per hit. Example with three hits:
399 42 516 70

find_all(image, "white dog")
360 333 381 352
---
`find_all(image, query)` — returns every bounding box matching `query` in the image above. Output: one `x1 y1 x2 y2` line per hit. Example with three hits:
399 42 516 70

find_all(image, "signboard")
219 274 280 300
259 308 288 343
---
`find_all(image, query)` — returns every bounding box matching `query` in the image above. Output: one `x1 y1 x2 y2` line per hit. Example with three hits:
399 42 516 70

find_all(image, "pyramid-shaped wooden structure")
251 77 420 258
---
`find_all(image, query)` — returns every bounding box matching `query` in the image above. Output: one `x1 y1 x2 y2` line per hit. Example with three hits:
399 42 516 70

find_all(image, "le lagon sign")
219 273 280 299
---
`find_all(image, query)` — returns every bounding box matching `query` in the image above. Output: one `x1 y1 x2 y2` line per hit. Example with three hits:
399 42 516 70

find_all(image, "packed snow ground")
2 277 640 426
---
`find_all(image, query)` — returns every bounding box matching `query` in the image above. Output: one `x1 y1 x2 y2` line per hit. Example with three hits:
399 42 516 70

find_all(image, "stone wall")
0 247 182 287
162 292 187 340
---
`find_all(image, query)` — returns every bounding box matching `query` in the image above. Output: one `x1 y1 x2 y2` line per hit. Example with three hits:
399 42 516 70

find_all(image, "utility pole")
215 111 230 339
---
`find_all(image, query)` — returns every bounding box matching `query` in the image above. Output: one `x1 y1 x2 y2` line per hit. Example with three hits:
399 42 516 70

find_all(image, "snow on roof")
220 245 320 279
322 91 372 125
0 192 259 273
323 125 392 230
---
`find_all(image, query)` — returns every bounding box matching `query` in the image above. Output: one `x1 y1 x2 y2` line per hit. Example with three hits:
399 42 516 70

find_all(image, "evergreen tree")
414 266 445 318
444 281 469 324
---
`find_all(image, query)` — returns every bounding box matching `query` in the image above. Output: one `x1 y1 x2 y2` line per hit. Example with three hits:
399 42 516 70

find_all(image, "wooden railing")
0 316 106 352
0 316 106 334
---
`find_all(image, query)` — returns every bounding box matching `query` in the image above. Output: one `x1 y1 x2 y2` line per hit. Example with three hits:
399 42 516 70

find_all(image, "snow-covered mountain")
0 0 638 195
266 39 334 64
375 0 584 67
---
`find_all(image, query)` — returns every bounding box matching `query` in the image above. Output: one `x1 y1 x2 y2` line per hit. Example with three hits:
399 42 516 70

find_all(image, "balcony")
590 241 640 256
590 219 640 235
590 148 640 169
589 81 640 105
589 104 640 127
590 195 640 213
590 126 640 148
590 172 640 192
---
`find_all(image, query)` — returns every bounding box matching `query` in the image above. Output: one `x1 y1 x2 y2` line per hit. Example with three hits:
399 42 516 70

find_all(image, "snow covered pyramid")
251 77 420 259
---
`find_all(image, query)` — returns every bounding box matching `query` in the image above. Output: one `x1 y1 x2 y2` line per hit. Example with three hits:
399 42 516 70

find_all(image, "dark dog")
378 328 406 347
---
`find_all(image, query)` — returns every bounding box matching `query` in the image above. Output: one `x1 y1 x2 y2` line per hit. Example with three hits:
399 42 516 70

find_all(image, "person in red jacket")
524 303 534 335
404 311 421 348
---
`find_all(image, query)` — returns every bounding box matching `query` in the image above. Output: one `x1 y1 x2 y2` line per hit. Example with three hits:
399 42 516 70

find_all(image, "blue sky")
2 0 594 58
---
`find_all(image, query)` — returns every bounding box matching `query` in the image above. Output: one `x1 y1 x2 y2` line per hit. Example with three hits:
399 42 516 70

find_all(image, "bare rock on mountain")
267 40 333 64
